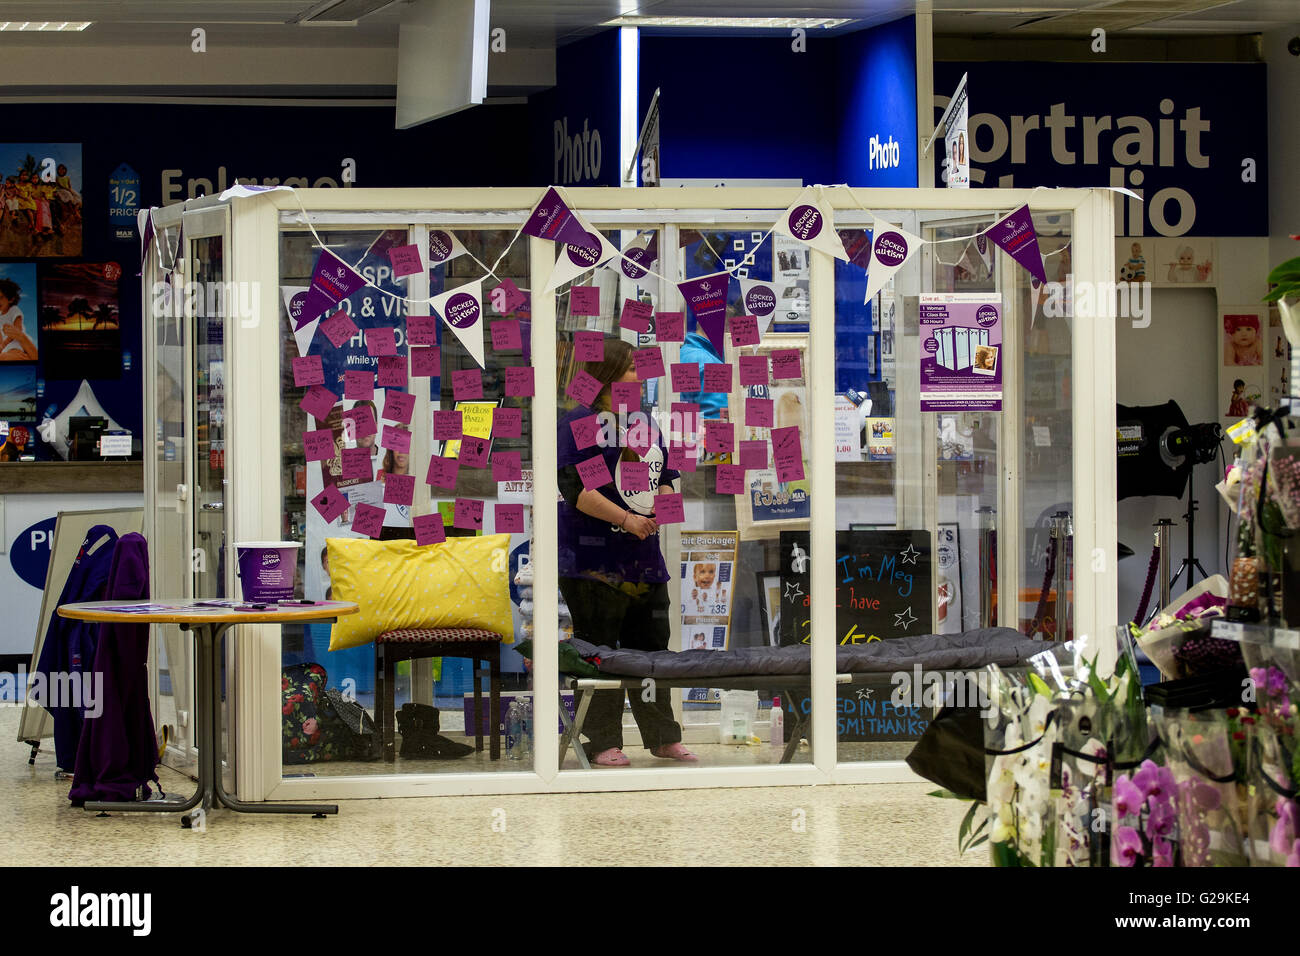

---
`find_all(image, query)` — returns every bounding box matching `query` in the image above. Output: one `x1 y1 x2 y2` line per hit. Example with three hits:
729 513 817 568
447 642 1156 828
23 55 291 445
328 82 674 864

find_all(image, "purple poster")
919 294 1002 412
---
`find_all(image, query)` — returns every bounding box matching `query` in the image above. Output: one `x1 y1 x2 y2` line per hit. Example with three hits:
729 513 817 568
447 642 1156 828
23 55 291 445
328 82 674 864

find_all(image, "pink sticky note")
570 414 602 450
619 298 653 333
576 454 613 490
433 410 462 441
620 460 650 492
771 348 803 380
730 315 760 347
702 363 732 392
739 355 769 387
574 330 605 362
426 455 459 489
633 347 666 381
344 369 374 401
303 429 336 462
341 446 373 481
383 391 416 424
506 366 535 397
310 485 349 522
299 385 338 422
377 356 408 389
739 440 768 470
380 425 412 454
490 278 527 315
656 311 685 342
566 369 603 406
705 420 735 454
670 363 701 393
570 285 600 316
746 397 774 428
611 381 640 412
458 434 490 468
410 346 440 377
292 355 325 387
492 451 523 482
407 315 438 346
771 425 804 481
383 473 415 506
366 326 398 357
654 492 685 525
320 310 359 349
491 320 522 351
388 243 423 277
715 464 746 495
351 503 386 539
343 404 377 441
494 407 522 438
452 367 483 401
666 445 697 473
414 513 446 546
495 503 525 533
454 498 485 530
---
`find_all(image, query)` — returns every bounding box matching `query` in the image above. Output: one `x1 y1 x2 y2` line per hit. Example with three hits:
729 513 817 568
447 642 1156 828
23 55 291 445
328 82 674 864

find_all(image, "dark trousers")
559 577 682 755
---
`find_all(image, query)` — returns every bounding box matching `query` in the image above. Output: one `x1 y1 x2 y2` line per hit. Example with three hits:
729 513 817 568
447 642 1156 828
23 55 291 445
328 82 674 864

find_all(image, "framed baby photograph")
1152 237 1215 286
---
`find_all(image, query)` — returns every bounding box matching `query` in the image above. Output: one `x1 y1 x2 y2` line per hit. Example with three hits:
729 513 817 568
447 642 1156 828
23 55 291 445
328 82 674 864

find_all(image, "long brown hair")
567 337 640 460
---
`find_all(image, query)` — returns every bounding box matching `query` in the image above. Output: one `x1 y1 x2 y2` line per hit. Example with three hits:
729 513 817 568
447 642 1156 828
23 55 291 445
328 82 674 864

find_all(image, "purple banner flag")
301 248 366 328
987 204 1047 285
677 272 731 356
522 186 593 248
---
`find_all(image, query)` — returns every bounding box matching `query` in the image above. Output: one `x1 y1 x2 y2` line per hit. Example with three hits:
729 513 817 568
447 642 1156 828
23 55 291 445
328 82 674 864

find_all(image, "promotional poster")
919 293 1002 412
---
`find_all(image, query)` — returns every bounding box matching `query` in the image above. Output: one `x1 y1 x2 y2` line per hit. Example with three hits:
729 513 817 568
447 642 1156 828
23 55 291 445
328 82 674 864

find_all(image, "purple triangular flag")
987 204 1047 285
522 186 593 248
137 208 155 277
311 248 367 304
677 271 731 356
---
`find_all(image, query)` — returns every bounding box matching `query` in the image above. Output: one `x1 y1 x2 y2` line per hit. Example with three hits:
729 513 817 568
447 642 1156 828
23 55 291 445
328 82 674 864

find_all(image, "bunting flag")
427 228 468 265
838 228 874 271
136 208 155 277
522 186 593 248
544 222 620 292
863 218 924 303
988 204 1047 285
299 248 366 329
774 188 849 261
737 276 780 335
616 231 658 281
432 278 487 369
282 287 319 357
677 271 732 355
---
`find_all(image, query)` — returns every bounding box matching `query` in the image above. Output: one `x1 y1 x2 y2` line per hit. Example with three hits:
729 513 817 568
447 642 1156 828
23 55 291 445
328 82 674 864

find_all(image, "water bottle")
506 699 523 759
519 698 533 760
770 696 784 747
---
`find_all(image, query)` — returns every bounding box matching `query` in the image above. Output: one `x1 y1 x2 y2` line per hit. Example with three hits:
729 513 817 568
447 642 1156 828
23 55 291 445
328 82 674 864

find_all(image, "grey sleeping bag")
567 628 1058 679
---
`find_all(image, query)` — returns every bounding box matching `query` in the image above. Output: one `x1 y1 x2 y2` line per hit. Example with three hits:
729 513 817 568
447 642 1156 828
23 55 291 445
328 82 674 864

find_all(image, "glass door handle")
175 483 187 514
200 502 224 512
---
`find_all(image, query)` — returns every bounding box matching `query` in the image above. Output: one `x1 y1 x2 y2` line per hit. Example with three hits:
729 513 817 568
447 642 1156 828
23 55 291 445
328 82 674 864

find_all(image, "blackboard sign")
778 529 933 742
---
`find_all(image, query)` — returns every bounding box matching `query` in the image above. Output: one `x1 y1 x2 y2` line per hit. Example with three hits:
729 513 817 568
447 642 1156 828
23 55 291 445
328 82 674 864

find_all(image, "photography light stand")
1165 463 1212 593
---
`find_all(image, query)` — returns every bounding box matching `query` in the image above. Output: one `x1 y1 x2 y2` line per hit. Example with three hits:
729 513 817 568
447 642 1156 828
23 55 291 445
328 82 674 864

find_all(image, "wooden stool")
375 627 503 761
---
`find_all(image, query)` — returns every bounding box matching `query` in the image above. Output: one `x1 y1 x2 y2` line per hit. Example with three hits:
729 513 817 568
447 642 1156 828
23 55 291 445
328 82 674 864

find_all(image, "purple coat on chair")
69 533 160 804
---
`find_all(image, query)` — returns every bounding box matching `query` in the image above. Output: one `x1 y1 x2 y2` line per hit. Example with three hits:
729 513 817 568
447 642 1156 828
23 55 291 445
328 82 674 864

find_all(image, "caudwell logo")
869 134 901 171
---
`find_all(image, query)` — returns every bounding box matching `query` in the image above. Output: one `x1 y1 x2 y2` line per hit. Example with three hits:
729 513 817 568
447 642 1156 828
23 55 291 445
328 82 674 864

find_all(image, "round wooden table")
58 599 358 826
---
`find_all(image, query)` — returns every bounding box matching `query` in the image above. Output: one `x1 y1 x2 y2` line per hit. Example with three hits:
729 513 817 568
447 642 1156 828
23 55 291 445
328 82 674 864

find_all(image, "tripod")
1166 474 1210 592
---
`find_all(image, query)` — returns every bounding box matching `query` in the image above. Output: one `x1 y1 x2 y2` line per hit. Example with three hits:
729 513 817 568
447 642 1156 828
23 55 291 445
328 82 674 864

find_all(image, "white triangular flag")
544 216 620 292
432 278 487 368
282 286 318 357
863 218 923 303
426 228 468 266
736 276 780 335
774 187 849 261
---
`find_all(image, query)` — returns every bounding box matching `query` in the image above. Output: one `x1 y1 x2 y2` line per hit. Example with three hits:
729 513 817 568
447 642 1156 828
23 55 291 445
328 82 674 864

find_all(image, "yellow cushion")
326 534 513 651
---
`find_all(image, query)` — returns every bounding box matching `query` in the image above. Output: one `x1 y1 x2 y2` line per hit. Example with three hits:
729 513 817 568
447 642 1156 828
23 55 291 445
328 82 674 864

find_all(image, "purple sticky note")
407 315 438 346
344 369 374 401
366 326 398 357
705 420 735 454
292 355 325 387
383 390 416 424
426 455 459 489
739 440 768 470
380 425 412 454
566 369 603 406
458 435 490 468
619 298 653 333
656 311 685 342
388 243 423 277
320 310 359 348
611 381 640 412
570 285 601 316
303 429 336 462
620 460 650 492
341 447 373 481
739 355 769 386
310 485 349 522
666 444 697 473
506 366 535 397
570 413 602 450
771 348 803 380
299 385 338 422
453 498 485 530
654 492 685 525
410 346 440 377
383 473 415 506
433 409 462 441
377 356 408 389
576 454 613 490
452 367 483 401
343 404 377 441
702 363 732 392
633 347 666 381
746 397 774 428
414 512 446 546
491 320 522 351
492 451 522 482
574 330 605 362
491 278 527 315
670 363 701 393
715 464 746 495
351 503 386 539
495 503 525 533
494 407 522 438
771 425 804 481
730 315 760 347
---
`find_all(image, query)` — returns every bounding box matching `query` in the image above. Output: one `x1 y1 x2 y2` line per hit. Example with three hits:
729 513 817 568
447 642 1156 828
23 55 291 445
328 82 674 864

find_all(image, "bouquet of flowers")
1239 631 1299 866
984 665 1055 867
1110 759 1179 867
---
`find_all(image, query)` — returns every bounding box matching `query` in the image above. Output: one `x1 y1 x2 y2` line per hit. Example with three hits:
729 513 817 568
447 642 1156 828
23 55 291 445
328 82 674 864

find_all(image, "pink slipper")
592 747 630 767
651 742 698 762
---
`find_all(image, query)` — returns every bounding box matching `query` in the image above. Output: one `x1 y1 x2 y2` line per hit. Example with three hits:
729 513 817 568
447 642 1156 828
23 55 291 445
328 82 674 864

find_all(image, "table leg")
558 687 593 770
779 688 805 765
